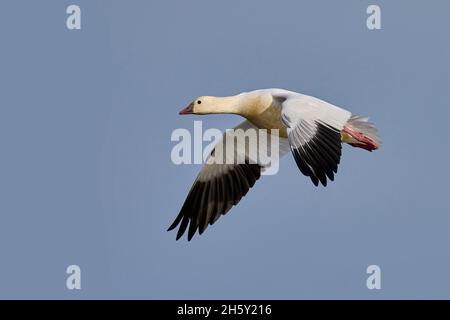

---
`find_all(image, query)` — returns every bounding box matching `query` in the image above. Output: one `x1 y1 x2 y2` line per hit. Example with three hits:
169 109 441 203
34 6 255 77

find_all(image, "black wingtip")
167 211 183 232
188 229 197 241
290 120 342 188
311 175 319 187
167 221 179 232
169 160 262 241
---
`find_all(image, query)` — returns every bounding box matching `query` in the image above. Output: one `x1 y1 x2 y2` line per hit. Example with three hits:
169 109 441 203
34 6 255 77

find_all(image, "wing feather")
279 95 351 186
168 120 289 240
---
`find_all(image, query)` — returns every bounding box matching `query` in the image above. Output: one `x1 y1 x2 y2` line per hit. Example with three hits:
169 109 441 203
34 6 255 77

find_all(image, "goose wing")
279 95 351 187
168 120 289 241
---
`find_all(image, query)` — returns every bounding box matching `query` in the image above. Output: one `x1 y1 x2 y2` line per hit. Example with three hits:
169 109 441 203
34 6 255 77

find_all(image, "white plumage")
170 89 381 240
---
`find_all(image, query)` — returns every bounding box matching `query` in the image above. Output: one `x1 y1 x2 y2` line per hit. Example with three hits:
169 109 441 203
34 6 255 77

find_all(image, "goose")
168 88 381 241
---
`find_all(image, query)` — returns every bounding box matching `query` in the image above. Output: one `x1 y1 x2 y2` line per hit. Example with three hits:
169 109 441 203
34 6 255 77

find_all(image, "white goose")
169 89 380 241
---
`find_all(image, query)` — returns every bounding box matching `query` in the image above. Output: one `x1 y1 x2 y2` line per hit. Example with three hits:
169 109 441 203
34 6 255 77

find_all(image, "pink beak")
179 102 194 115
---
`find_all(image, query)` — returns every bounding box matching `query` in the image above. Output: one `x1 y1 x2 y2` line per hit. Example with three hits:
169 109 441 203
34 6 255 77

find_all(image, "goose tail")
341 115 381 152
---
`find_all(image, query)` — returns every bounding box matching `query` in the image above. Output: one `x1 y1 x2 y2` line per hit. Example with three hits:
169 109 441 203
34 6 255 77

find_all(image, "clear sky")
1 0 450 299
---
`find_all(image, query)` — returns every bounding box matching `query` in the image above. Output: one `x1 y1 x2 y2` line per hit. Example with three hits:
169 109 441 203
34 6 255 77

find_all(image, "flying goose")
169 88 380 241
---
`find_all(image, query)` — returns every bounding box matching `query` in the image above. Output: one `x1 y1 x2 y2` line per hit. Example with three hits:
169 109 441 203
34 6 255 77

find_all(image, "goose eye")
197 100 202 104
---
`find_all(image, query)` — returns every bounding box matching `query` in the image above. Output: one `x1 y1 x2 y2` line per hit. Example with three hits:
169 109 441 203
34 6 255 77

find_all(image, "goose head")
179 95 243 115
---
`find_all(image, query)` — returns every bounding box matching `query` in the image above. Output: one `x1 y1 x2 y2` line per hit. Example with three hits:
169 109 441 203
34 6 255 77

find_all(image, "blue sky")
1 0 450 299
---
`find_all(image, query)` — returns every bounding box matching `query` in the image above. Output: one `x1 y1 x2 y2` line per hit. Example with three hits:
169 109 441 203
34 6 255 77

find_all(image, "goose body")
170 88 381 240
